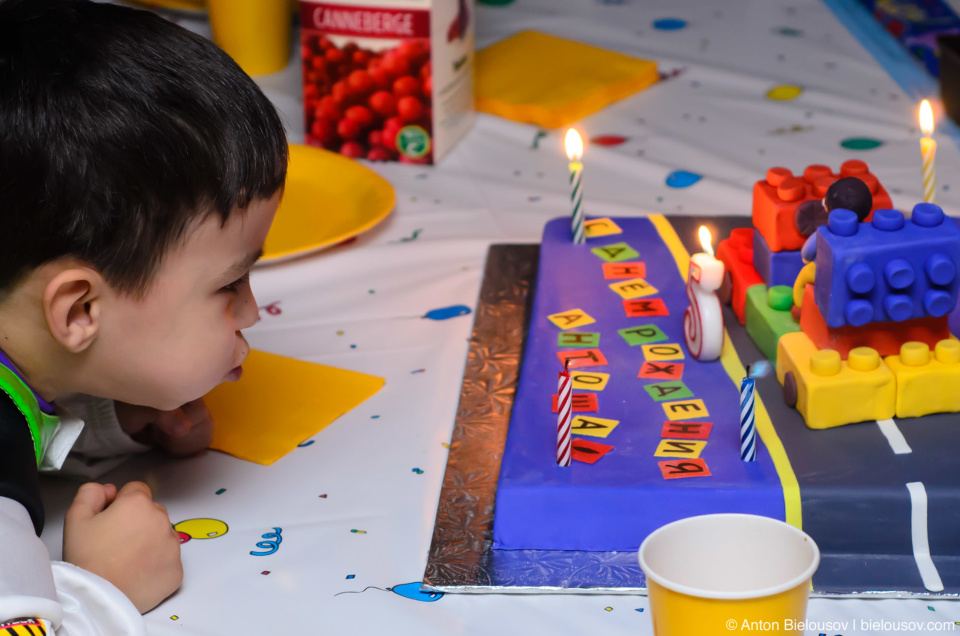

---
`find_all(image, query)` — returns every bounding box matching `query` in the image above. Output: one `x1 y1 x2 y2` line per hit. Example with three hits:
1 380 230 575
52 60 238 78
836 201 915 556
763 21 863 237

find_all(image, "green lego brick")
745 284 801 364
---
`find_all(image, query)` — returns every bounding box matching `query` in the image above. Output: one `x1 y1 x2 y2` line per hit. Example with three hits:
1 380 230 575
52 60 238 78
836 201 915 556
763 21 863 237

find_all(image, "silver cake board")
423 217 960 597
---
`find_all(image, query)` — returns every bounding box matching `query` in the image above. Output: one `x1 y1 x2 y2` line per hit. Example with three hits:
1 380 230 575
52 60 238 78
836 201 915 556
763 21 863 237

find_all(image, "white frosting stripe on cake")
875 419 911 455
905 482 944 592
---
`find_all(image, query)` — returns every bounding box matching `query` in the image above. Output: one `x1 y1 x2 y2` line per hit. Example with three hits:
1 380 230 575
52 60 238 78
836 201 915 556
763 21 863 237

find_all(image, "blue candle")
740 374 757 462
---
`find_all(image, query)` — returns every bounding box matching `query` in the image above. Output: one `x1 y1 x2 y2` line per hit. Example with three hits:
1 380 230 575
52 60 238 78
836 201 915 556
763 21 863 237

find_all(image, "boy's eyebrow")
224 248 264 278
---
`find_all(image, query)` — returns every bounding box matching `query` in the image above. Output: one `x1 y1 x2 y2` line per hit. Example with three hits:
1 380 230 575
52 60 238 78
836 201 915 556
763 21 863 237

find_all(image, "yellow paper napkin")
206 349 384 465
476 31 659 128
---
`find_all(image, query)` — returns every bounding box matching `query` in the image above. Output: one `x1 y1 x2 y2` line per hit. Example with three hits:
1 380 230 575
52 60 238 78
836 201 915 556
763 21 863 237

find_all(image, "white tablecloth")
40 0 960 633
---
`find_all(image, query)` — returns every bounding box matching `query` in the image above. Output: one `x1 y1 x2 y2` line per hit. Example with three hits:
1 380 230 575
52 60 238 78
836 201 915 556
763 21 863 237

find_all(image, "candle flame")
698 226 714 257
920 100 934 136
564 129 583 161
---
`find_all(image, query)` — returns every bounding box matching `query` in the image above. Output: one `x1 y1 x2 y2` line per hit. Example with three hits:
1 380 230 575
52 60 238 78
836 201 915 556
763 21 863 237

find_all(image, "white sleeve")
0 498 144 636
55 395 151 480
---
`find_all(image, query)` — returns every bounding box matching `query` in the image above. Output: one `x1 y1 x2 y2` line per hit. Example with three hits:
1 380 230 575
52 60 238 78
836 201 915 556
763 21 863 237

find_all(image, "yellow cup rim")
638 513 820 600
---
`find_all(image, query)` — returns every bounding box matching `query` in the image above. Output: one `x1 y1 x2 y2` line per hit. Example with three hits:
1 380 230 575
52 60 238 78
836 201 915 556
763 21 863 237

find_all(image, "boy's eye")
221 272 250 294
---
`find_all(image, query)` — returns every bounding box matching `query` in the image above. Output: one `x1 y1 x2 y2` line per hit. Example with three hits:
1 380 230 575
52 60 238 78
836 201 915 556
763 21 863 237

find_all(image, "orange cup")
207 0 291 76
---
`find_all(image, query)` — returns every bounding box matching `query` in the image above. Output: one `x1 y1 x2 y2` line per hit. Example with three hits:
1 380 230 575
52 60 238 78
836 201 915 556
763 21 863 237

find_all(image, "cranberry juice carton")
300 0 475 164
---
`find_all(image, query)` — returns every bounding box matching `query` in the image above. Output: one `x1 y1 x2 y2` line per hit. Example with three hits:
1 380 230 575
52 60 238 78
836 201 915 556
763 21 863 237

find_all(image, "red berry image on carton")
300 0 475 164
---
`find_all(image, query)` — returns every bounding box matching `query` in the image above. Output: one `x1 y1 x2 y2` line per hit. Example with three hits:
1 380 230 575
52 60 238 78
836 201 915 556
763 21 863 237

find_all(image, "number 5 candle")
683 227 724 361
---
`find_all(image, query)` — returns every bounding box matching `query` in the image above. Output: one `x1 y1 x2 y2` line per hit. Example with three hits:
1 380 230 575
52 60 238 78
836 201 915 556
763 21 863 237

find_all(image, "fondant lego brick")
753 230 805 288
716 227 763 324
776 331 895 429
799 284 950 358
814 205 960 328
744 284 800 364
752 161 892 252
885 340 960 418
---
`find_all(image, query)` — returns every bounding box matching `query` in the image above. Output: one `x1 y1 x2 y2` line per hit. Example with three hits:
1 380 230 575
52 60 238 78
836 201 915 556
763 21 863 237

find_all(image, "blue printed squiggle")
250 527 283 556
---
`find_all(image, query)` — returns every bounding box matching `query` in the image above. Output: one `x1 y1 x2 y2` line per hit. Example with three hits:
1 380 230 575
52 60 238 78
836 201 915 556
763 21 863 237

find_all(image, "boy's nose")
236 291 260 330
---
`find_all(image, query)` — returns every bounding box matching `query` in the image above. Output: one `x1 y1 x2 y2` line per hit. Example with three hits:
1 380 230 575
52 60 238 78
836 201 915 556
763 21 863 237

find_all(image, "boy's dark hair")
0 0 288 298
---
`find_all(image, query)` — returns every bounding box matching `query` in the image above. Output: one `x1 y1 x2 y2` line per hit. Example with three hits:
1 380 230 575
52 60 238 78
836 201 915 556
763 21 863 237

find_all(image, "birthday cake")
492 216 786 552
491 168 960 595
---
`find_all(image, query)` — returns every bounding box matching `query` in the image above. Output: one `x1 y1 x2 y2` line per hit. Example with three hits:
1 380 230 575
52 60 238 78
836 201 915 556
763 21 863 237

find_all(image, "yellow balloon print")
766 85 803 100
174 518 229 539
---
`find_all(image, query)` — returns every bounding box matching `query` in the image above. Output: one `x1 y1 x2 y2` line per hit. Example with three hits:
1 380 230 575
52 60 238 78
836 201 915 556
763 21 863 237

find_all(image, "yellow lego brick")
776 332 895 429
884 340 960 418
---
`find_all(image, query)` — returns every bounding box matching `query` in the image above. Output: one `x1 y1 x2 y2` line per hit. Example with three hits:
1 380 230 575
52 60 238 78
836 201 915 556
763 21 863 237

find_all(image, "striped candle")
557 367 573 466
921 136 937 204
920 100 937 204
740 375 757 462
564 129 585 244
569 162 585 244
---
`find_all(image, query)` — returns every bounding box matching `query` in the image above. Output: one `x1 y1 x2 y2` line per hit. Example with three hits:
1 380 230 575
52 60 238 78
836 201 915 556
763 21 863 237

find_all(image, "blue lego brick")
814 205 960 328
753 231 806 288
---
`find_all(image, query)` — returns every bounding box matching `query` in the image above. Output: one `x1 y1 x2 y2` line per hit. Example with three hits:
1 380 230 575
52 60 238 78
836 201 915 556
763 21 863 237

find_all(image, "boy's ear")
43 267 105 353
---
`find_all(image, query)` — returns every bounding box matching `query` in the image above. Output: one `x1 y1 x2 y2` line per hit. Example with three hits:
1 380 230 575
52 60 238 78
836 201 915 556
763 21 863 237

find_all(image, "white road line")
906 482 944 592
877 419 911 454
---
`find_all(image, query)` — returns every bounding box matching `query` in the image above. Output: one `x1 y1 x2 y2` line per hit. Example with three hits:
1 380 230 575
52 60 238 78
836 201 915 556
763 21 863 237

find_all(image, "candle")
565 129 585 244
557 362 573 466
683 227 724 361
740 373 757 462
920 99 937 204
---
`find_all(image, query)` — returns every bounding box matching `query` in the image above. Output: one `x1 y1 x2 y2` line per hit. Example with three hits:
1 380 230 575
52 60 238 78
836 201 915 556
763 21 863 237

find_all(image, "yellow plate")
260 144 396 265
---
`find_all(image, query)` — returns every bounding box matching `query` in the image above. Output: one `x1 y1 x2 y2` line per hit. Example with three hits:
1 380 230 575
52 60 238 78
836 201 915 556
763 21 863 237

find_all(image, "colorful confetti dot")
351 529 367 534
665 170 702 188
604 607 613 612
215 488 226 495
653 18 686 30
350 344 357 349
346 574 356 580
171 616 179 621
591 135 628 146
368 289 375 294
775 27 803 36
636 608 644 612
528 196 541 202
337 330 344 335
412 468 424 474
766 85 803 100
442 442 451 449
298 440 315 447
319 494 328 498
840 137 883 151
423 305 471 320
411 368 426 374
261 571 270 575
371 415 380 419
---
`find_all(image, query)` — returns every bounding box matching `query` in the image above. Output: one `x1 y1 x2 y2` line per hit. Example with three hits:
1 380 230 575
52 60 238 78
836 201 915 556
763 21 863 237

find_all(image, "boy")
0 0 288 632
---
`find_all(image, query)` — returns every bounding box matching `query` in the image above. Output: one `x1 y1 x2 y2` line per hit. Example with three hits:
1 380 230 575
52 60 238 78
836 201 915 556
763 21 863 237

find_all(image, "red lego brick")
752 161 893 252
716 227 764 324
799 284 949 358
